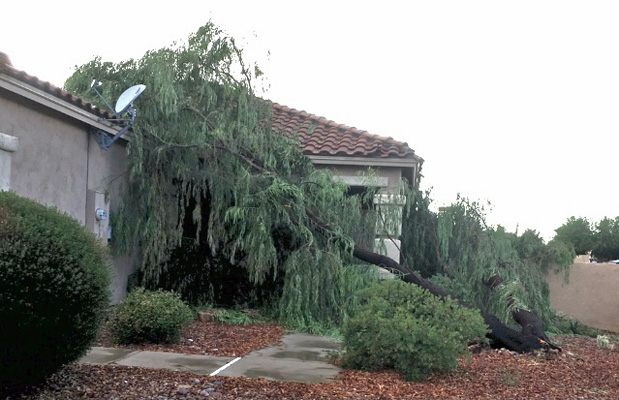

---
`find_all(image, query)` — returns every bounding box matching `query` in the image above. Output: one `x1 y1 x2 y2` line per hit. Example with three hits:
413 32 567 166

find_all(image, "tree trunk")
219 150 559 353
352 247 560 353
486 274 559 350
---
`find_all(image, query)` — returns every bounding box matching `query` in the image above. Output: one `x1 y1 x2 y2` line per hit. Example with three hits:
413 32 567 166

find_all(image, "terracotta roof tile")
0 51 111 119
0 51 418 160
271 102 416 159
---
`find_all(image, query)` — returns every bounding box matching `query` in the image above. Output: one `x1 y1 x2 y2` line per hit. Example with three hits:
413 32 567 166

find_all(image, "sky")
2 1 618 241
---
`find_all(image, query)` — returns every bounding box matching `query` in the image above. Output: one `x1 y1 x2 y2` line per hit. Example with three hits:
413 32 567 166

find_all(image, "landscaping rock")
198 311 215 322
176 384 191 395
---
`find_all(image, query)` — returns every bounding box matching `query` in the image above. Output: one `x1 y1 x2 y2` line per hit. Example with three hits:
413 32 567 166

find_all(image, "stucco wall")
0 88 134 303
87 134 133 303
314 164 405 264
1 93 89 222
547 261 619 333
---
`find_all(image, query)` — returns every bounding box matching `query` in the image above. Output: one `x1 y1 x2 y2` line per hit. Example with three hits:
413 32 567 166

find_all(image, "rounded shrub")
108 288 194 344
0 192 111 394
341 280 488 381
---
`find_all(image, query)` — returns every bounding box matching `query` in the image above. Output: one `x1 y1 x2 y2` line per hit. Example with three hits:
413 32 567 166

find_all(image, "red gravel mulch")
96 319 286 357
15 330 619 399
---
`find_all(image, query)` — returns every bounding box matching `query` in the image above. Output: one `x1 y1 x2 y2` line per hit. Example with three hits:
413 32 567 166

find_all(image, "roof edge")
0 74 120 135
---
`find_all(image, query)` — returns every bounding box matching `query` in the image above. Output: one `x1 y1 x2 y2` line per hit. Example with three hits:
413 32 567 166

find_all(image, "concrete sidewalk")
80 333 342 383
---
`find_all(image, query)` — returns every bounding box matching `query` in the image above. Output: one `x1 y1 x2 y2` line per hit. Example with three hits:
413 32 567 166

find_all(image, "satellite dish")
90 81 147 150
115 84 146 114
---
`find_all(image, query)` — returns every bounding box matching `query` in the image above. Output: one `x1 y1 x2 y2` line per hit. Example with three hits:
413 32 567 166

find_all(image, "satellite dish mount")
90 80 146 150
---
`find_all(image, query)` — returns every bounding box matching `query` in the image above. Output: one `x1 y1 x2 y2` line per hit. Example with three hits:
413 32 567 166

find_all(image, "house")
0 51 423 301
271 103 423 261
0 51 132 303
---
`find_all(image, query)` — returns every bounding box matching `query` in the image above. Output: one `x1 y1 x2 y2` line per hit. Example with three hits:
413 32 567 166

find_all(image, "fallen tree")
65 21 563 353
352 247 558 352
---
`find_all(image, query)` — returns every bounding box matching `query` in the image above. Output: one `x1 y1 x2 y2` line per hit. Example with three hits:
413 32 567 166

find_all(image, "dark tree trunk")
214 137 560 353
486 274 558 349
352 247 560 353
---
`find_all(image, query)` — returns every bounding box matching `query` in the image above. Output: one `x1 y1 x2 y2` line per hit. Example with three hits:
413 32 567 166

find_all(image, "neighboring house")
0 50 423 302
272 103 424 262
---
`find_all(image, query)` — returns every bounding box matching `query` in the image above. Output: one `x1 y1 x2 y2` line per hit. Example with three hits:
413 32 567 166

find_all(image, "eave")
0 74 122 137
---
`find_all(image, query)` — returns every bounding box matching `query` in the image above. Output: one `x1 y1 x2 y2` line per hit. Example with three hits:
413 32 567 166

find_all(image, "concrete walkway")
80 333 342 383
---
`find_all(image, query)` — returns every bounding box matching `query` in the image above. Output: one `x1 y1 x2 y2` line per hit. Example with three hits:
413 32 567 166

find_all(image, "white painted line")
209 357 242 376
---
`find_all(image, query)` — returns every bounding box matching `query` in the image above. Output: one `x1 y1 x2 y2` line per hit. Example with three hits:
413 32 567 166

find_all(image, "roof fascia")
0 74 121 136
307 155 423 168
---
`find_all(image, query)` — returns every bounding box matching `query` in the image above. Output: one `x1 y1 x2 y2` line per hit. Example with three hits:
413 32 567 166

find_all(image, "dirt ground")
12 322 619 400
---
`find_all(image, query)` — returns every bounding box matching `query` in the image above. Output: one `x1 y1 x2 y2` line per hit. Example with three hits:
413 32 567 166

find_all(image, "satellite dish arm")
104 122 133 148
90 82 146 150
90 80 118 117
92 116 134 150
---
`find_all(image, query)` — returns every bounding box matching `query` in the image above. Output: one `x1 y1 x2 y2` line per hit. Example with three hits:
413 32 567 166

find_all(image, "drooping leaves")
64 22 384 328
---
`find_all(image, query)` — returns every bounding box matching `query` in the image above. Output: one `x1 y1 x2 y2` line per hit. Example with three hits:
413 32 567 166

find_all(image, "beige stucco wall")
547 261 619 333
0 89 134 303
1 94 89 222
314 164 406 264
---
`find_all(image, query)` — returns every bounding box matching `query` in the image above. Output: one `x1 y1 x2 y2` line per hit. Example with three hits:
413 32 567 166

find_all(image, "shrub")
341 280 488 381
548 312 604 337
596 335 615 350
213 309 255 325
108 288 194 344
0 192 111 394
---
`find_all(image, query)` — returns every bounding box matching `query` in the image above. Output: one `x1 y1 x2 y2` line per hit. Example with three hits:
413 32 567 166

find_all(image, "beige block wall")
547 262 619 333
0 91 135 303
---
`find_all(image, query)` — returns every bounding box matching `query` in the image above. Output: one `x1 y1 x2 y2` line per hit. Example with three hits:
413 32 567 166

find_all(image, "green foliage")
401 187 441 277
543 239 576 272
213 309 255 325
552 215 619 262
499 366 522 387
64 21 389 330
341 280 488 382
0 192 111 394
596 335 616 350
591 217 619 261
108 288 194 344
402 195 574 328
547 312 604 337
554 217 594 255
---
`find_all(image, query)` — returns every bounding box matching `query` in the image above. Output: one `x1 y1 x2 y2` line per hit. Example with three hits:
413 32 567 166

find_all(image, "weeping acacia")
402 194 574 342
66 22 566 351
65 22 381 329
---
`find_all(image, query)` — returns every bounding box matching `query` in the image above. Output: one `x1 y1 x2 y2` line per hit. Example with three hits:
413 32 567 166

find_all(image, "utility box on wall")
86 190 109 243
0 132 18 191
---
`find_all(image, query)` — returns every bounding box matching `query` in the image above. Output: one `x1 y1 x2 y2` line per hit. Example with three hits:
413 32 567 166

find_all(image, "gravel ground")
10 324 619 399
96 320 286 357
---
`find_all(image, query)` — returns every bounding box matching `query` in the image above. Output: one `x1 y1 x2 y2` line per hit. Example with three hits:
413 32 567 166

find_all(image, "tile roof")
0 51 418 160
271 103 417 159
0 51 111 119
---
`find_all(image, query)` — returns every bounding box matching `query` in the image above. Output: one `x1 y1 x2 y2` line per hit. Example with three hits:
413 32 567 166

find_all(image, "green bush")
0 192 111 394
548 311 604 337
341 280 488 381
108 288 194 344
213 309 255 325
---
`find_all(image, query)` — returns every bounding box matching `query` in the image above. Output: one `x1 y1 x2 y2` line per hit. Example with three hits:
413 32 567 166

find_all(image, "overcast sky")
3 1 618 240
